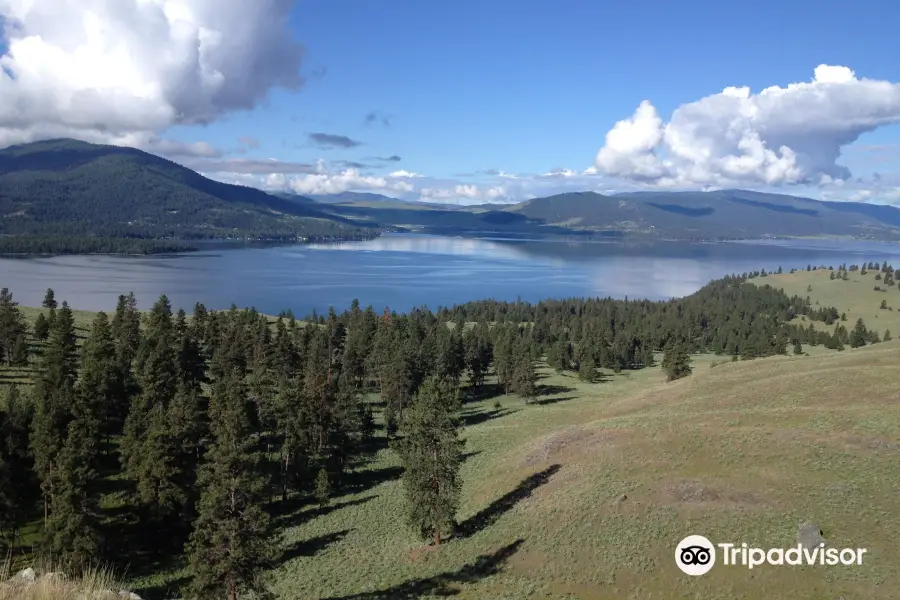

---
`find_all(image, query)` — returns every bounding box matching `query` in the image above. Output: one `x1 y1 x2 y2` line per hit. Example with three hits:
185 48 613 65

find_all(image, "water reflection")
0 233 897 315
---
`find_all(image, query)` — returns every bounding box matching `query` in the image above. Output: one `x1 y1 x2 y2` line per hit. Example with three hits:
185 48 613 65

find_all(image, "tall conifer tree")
30 301 78 523
186 369 273 600
394 376 463 546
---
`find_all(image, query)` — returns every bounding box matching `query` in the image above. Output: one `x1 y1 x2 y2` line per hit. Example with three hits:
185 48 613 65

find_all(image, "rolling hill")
0 139 374 250
3 138 897 249
308 188 900 241
504 189 900 240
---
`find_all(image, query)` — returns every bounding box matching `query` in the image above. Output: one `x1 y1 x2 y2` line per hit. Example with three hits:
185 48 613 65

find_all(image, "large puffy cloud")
595 65 900 187
0 0 303 148
258 161 415 197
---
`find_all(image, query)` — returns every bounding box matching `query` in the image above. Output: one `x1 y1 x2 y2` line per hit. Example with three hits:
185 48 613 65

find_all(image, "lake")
1 234 899 316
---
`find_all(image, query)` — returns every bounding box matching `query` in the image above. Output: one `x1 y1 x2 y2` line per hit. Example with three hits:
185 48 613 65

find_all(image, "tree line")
0 274 870 598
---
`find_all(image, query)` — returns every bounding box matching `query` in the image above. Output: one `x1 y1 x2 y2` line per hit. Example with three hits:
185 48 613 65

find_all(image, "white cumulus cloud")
0 0 303 148
260 164 416 197
419 185 509 203
594 65 900 187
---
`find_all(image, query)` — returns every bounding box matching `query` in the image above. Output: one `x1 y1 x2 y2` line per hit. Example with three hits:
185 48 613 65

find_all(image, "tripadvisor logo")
675 535 867 576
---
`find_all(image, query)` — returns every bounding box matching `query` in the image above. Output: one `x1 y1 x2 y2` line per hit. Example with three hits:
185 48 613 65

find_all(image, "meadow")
769 266 900 336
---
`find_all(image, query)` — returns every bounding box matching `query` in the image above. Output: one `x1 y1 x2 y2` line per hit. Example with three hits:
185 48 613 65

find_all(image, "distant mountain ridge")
501 189 900 240
0 138 374 249
311 187 900 241
2 138 897 251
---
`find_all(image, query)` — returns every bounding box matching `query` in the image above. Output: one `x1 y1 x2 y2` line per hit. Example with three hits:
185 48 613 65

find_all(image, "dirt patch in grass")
518 426 625 468
407 544 442 564
658 479 765 509
842 435 900 454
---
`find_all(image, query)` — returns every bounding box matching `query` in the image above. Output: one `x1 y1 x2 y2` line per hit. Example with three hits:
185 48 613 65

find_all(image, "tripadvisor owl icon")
676 535 716 576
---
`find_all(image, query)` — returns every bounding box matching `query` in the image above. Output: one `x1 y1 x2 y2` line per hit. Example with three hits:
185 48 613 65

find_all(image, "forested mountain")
4 138 895 253
0 139 376 253
313 188 900 241
504 189 900 240
308 192 412 205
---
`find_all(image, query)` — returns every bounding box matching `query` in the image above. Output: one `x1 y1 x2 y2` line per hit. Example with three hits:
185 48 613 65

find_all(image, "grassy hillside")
5 274 898 599
506 189 900 241
761 267 900 336
0 139 374 250
144 341 894 600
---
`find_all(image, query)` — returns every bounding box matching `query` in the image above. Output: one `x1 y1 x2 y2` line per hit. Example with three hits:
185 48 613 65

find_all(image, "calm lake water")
1 234 899 316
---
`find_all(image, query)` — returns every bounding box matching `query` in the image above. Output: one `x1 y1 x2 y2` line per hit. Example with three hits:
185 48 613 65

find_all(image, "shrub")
0 561 125 600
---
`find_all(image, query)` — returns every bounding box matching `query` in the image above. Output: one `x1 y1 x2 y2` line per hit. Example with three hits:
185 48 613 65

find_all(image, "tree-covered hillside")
0 139 376 252
504 189 900 240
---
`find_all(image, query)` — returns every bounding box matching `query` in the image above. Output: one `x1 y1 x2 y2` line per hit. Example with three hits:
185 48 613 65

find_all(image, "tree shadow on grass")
455 464 561 539
279 529 352 565
341 465 404 495
535 384 575 397
460 407 520 427
461 450 482 463
530 395 577 406
359 432 391 456
320 538 525 599
272 495 378 529
464 382 505 402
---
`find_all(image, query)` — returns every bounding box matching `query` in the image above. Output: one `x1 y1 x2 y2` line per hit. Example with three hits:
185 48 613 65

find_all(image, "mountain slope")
505 189 900 240
0 139 373 245
308 191 407 205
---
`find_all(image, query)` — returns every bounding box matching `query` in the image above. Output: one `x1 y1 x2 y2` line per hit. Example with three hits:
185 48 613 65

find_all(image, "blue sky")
2 0 900 203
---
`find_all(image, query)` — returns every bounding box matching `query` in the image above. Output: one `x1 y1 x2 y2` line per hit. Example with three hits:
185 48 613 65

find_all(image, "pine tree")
493 326 517 393
513 353 537 401
111 292 141 386
30 301 79 524
578 353 596 383
269 376 308 502
393 376 463 546
0 386 37 550
42 288 57 310
315 468 331 507
793 339 803 355
807 323 818 346
78 312 122 448
122 296 182 546
885 329 892 342
549 340 569 373
661 345 692 382
0 288 27 365
850 318 868 348
186 369 274 600
463 322 492 391
34 312 50 342
44 408 103 570
176 309 206 390
166 382 208 509
381 345 411 436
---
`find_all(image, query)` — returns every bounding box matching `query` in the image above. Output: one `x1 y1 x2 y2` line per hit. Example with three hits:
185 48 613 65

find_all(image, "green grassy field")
762 268 900 337
7 275 900 600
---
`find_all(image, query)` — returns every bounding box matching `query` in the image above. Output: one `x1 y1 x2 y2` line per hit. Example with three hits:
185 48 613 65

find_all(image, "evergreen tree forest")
0 272 885 597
